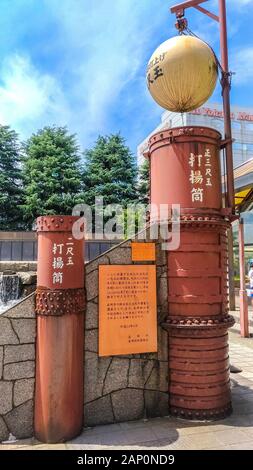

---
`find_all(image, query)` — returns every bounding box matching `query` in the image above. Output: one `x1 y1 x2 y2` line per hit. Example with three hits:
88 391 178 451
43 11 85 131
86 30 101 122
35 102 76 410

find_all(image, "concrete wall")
0 295 36 441
0 235 169 440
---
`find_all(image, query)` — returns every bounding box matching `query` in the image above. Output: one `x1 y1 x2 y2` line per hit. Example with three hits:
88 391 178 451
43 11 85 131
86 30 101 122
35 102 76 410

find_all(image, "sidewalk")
1 330 253 451
230 308 253 336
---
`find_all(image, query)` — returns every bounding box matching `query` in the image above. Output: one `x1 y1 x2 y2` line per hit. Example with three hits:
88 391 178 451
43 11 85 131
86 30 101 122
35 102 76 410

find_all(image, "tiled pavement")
1 330 253 451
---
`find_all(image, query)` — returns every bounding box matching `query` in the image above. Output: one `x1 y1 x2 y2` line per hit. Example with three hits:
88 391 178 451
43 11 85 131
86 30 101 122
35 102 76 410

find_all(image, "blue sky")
0 0 252 155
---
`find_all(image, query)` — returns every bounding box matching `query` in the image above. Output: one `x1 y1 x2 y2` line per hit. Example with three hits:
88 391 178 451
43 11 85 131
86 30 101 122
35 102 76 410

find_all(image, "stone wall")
84 237 169 427
0 262 37 272
18 273 37 298
0 266 38 298
0 295 36 441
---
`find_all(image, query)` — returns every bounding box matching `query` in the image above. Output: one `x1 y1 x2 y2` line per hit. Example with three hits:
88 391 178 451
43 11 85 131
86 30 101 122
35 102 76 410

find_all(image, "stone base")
170 403 232 421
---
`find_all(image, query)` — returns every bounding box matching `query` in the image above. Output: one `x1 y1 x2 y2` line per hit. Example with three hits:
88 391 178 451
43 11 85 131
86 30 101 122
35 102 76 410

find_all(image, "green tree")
22 126 82 228
0 125 23 230
118 205 148 239
82 134 137 220
137 158 150 205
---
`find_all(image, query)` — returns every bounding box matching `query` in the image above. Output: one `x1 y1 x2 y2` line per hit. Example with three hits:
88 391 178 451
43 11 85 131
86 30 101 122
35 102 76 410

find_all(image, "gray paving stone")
103 358 129 394
0 346 3 379
228 441 253 450
84 395 114 427
4 344 35 364
4 400 33 439
69 430 126 446
11 319 36 344
5 295 35 318
4 361 35 380
14 379 35 407
85 329 98 353
119 419 151 430
145 362 168 392
117 427 158 446
85 302 98 330
0 318 19 345
111 389 144 422
157 328 168 362
144 390 169 418
215 429 251 445
0 381 13 414
84 356 111 403
85 255 110 275
107 247 132 265
128 359 154 388
86 270 98 301
158 277 168 310
0 416 9 442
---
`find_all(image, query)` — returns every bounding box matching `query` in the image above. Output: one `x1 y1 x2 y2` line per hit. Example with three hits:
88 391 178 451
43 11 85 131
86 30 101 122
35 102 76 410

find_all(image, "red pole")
238 218 249 338
34 216 85 443
218 0 235 213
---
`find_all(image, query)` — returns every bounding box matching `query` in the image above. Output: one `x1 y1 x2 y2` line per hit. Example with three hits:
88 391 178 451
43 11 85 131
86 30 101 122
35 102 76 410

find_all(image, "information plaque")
99 265 157 356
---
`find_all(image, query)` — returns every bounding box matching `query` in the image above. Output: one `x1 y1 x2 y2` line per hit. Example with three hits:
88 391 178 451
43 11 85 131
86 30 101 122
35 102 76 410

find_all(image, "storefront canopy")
223 158 253 213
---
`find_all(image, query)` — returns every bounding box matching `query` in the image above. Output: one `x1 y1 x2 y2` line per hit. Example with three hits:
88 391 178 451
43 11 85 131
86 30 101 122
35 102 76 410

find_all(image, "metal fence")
0 240 37 261
0 238 120 262
85 240 120 262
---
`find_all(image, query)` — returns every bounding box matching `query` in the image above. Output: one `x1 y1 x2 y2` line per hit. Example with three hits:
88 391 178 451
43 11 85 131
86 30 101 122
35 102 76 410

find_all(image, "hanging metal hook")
175 15 188 34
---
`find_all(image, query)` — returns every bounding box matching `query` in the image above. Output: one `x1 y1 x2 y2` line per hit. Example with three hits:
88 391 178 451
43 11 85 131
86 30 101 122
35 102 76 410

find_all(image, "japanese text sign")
37 232 84 290
99 265 157 356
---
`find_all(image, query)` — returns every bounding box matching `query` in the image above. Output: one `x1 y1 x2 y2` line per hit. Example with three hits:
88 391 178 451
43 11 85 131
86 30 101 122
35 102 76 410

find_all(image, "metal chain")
185 26 223 72
176 24 234 92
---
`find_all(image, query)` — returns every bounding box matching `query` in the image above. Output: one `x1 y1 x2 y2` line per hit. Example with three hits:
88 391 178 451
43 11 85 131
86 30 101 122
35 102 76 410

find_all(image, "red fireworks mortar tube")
147 126 235 420
34 216 85 443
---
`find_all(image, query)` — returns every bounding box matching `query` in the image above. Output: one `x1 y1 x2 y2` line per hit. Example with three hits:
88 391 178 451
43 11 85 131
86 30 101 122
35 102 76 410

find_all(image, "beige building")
137 102 253 169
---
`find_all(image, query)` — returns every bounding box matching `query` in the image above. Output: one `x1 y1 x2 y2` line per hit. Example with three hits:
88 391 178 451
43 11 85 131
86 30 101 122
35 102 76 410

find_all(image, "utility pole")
238 218 249 337
218 0 234 213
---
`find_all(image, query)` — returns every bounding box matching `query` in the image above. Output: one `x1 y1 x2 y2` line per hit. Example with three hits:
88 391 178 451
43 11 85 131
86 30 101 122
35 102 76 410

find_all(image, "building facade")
137 103 253 169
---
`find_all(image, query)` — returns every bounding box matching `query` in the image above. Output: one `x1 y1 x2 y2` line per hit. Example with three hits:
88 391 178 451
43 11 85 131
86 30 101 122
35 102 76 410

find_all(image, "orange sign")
131 242 156 262
99 265 157 356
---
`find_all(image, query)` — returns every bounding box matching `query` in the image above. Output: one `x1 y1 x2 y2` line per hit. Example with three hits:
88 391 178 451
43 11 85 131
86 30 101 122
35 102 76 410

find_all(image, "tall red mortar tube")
148 126 235 420
34 216 85 443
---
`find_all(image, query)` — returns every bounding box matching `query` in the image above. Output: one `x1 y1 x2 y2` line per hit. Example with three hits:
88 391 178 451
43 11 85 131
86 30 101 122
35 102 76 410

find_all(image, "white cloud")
4 0 250 151
0 54 70 138
232 0 253 4
42 0 168 146
0 0 168 148
231 47 253 85
211 0 253 7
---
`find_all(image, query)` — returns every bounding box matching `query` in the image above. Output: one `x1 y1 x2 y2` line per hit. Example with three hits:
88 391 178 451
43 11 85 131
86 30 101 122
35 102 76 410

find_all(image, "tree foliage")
137 157 150 205
22 126 82 228
0 125 23 230
82 134 137 210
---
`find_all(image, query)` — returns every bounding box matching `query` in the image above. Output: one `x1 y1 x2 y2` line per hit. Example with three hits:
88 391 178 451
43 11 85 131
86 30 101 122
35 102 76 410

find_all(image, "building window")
232 121 241 130
244 122 253 131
